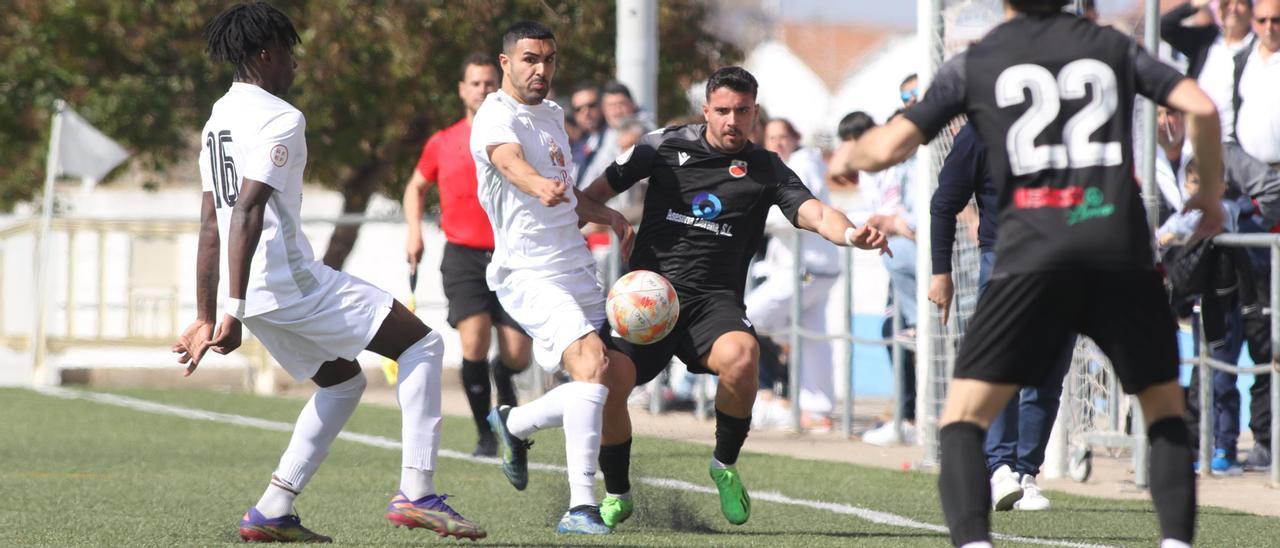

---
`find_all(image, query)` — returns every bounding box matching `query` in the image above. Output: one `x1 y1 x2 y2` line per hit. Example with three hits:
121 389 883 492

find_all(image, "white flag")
55 102 130 190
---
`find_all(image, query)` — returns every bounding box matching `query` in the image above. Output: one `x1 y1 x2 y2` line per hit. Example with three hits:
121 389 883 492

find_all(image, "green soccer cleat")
600 495 634 529
709 463 751 525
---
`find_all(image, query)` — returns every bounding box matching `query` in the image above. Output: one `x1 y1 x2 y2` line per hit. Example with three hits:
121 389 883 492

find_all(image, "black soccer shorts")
613 290 757 386
439 242 523 331
955 268 1179 395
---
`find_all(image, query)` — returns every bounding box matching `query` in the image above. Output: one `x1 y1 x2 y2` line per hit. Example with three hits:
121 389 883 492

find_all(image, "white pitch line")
31 386 1112 548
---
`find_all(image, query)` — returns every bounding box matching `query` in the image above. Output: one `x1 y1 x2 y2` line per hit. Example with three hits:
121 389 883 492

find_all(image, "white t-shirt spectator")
1236 45 1280 164
764 147 840 275
1198 34 1252 140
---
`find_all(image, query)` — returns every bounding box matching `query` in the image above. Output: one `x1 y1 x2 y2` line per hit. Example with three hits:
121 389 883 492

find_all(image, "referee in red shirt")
404 53 531 457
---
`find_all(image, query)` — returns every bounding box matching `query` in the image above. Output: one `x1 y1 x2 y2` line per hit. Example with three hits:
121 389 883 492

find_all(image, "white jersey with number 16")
198 81 319 317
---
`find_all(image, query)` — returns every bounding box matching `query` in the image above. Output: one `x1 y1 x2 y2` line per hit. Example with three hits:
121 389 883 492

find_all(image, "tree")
1 1 739 269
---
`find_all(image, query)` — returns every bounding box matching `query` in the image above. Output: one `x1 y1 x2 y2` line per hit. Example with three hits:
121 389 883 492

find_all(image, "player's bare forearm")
227 179 272 300
488 142 568 205
796 199 852 244
833 117 926 174
1168 79 1224 199
195 191 220 323
402 170 430 269
583 174 619 204
573 187 619 225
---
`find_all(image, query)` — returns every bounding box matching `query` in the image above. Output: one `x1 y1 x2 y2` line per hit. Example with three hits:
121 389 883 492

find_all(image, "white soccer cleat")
1013 474 1050 511
990 465 1023 511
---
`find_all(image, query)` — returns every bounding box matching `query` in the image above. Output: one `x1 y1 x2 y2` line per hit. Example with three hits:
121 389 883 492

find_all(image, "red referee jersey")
415 119 493 250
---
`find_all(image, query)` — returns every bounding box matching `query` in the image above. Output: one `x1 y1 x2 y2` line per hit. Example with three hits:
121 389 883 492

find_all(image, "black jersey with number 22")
904 13 1186 275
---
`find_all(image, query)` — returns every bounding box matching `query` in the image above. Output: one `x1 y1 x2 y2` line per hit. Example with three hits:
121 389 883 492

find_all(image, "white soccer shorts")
493 265 607 372
242 265 394 381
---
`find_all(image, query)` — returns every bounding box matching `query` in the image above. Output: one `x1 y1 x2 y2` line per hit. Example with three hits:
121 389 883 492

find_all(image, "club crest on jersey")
548 139 566 167
271 144 288 167
728 159 748 178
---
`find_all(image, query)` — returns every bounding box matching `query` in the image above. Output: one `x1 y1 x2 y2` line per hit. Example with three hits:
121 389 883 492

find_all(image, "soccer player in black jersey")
830 2 1223 547
582 66 889 528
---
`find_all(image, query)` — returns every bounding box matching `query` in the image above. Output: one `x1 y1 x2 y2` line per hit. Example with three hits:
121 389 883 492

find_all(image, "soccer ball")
607 270 679 345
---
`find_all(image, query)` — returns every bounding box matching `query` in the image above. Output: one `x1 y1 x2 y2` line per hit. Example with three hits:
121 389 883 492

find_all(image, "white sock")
258 372 367 518
959 542 994 548
1160 540 1192 548
562 382 609 508
397 331 444 497
711 457 731 470
506 382 581 440
400 467 435 501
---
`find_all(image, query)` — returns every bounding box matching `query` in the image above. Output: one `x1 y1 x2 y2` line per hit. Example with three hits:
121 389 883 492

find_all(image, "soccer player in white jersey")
470 20 638 535
172 3 484 542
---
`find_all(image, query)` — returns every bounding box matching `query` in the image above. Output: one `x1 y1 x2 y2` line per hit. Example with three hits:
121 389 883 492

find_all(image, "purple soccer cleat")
386 492 487 540
238 507 332 543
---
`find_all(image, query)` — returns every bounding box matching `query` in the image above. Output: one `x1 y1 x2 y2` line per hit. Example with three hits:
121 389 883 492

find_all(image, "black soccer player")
583 66 889 528
830 1 1224 546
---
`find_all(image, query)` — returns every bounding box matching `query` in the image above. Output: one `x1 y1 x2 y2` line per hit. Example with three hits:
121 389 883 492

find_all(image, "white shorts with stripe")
492 265 607 372
242 264 394 381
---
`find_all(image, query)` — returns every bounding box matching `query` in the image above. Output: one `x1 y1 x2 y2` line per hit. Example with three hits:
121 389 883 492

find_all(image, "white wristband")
224 298 246 320
844 226 857 247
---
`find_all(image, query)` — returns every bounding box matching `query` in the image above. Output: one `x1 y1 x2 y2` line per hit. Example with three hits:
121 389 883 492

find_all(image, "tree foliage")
1 0 739 268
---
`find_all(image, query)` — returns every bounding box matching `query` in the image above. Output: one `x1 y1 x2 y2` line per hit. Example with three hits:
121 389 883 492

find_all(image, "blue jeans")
978 251 1073 476
1189 302 1243 456
883 236 918 326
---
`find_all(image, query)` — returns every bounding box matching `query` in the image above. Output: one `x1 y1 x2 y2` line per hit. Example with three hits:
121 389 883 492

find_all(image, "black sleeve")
903 53 968 142
1130 40 1188 106
930 126 980 275
767 154 817 226
604 130 661 193
1159 3 1219 62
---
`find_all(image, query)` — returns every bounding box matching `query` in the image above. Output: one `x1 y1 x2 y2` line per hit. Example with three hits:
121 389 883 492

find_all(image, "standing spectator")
1229 0 1280 471
403 53 532 458
569 84 605 180
746 118 841 431
580 81 650 185
1162 0 1255 140
860 103 922 447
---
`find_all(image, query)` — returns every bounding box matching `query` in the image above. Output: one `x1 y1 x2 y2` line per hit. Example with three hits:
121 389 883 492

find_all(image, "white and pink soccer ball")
607 270 679 345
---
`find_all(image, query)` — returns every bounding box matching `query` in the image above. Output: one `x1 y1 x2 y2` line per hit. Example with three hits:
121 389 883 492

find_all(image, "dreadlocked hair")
204 2 300 66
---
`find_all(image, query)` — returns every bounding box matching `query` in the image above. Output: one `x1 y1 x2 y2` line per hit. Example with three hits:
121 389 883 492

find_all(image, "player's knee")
602 352 636 396
567 334 610 383
713 338 759 391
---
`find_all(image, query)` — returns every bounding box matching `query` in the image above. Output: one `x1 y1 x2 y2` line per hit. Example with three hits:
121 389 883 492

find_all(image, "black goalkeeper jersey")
904 12 1186 275
605 124 816 298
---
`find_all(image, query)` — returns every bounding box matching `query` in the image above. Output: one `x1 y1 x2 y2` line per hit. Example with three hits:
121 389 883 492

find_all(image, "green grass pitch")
1 387 1275 546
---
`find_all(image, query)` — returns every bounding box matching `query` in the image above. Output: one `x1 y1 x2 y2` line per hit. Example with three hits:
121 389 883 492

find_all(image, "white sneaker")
1013 474 1050 511
861 421 917 446
990 465 1023 511
751 400 792 430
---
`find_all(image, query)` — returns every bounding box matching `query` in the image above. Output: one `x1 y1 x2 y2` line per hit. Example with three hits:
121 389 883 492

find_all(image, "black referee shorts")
439 242 523 332
613 291 756 386
955 268 1179 395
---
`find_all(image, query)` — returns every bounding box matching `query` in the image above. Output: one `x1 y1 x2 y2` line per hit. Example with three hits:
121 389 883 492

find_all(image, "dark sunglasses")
1257 16 1280 25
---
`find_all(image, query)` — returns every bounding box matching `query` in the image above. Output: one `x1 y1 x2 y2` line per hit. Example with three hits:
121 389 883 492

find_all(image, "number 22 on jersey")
996 59 1122 176
206 130 240 208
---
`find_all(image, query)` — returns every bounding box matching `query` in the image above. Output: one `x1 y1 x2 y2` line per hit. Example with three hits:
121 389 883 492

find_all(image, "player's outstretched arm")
793 199 891 256
402 169 432 274
830 116 925 177
574 187 635 260
582 174 620 207
1166 79 1225 240
173 191 220 375
487 142 569 207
